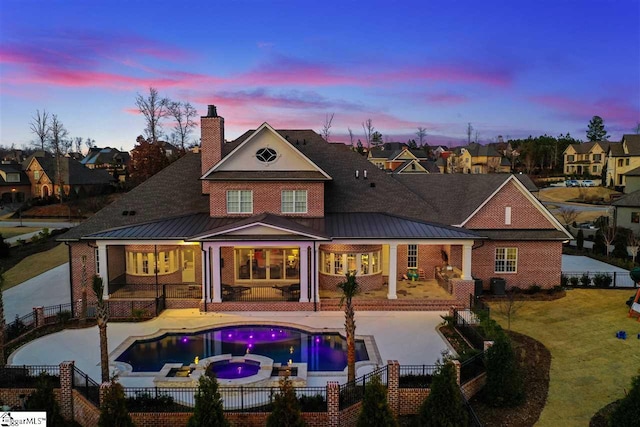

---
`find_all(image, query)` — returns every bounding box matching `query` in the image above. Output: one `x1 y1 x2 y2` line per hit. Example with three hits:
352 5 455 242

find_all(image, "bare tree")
320 113 335 142
49 114 69 203
84 137 96 151
168 101 198 151
474 130 480 144
466 122 473 144
497 291 526 330
603 226 617 257
416 127 427 146
362 119 374 149
557 206 579 227
628 233 640 263
73 137 83 154
348 127 355 148
135 87 170 143
29 109 51 150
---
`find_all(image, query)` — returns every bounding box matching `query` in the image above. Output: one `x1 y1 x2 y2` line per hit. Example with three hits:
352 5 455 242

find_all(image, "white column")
313 245 320 303
211 244 222 303
387 244 398 299
97 243 109 299
201 246 208 302
462 243 473 280
299 246 309 302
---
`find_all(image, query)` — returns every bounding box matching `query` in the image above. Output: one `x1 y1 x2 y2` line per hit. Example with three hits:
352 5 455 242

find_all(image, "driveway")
3 263 70 321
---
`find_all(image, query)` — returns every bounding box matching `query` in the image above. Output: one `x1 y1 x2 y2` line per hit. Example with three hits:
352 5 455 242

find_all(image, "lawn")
490 289 640 427
2 243 68 290
0 227 42 239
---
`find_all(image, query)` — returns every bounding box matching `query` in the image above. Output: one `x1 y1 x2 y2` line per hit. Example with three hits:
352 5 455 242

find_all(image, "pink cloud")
425 93 469 105
531 94 640 127
196 89 365 111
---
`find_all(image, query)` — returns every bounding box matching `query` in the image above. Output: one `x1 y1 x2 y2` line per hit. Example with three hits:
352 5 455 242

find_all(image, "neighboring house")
451 143 508 174
81 147 130 182
367 143 431 171
606 134 640 189
59 105 570 316
0 161 31 203
24 152 113 199
612 170 640 233
563 141 609 176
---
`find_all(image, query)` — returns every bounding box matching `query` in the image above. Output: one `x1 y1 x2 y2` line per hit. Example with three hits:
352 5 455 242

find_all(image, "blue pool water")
116 325 369 372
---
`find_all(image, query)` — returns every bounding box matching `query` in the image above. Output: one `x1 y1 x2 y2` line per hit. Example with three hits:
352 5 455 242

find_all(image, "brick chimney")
201 105 224 194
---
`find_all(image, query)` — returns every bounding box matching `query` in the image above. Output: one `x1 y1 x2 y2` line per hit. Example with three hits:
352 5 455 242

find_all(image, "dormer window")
256 147 278 164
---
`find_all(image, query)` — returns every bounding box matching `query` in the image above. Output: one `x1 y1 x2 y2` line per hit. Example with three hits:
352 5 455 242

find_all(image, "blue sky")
1 0 638 151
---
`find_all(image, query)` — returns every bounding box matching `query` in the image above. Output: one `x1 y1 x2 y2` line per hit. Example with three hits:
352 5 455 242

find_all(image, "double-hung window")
407 244 418 268
227 190 253 214
495 248 517 273
281 190 307 213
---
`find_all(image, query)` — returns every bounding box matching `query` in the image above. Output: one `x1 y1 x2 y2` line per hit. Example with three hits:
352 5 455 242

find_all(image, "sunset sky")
1 0 639 151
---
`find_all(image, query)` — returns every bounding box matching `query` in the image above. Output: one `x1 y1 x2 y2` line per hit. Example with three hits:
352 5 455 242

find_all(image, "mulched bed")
480 289 566 302
470 331 551 427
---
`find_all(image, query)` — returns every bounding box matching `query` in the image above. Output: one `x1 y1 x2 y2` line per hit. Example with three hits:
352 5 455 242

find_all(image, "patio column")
97 242 109 299
387 244 398 299
299 245 309 302
211 244 222 303
313 245 320 303
462 243 472 280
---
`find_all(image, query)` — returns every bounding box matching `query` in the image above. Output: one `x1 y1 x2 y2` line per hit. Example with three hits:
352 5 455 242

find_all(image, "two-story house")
606 135 640 189
59 105 570 315
563 141 610 177
0 162 31 204
81 147 131 182
367 143 434 173
451 143 509 174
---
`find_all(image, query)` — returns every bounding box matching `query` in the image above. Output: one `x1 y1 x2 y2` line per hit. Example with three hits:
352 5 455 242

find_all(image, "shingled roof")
612 190 640 207
32 156 113 186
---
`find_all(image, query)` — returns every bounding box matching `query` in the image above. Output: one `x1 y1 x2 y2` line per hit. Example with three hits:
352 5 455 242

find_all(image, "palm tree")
92 275 109 383
338 272 360 383
0 271 6 367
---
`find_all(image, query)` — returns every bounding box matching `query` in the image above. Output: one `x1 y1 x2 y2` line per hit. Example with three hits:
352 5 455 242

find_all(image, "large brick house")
59 105 570 314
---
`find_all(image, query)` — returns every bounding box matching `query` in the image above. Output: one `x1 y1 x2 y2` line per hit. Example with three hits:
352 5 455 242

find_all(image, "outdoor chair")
221 284 251 300
273 283 300 301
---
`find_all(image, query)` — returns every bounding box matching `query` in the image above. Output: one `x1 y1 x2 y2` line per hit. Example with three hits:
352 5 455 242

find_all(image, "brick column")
34 306 45 327
327 381 340 427
59 361 74 422
387 360 400 416
452 360 461 386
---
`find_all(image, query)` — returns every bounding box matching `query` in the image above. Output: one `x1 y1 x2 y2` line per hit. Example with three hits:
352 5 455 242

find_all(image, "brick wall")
398 389 430 415
72 390 100 426
208 181 324 217
201 114 224 194
70 242 98 304
465 180 555 229
107 246 125 280
461 373 487 400
205 301 316 312
471 241 562 289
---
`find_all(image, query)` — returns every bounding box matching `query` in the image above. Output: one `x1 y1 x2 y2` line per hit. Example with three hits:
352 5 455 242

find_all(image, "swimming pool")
115 325 370 372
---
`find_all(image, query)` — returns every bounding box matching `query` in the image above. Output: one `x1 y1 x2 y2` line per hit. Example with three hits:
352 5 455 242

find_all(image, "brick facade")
472 240 562 289
70 242 98 304
201 113 224 194
208 181 324 217
465 180 554 229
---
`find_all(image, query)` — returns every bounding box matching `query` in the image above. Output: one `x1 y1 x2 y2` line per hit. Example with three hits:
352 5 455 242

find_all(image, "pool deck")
9 309 450 387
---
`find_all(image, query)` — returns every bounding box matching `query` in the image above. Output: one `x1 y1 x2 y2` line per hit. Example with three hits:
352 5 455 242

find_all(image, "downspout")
154 245 159 299
313 242 317 312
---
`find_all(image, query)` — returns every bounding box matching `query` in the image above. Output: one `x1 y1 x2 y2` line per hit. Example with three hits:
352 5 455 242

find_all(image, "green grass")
0 227 42 239
490 289 640 427
3 243 68 290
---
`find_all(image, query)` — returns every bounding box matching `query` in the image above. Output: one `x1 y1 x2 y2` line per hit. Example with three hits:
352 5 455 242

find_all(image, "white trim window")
94 248 100 274
227 190 253 214
281 190 307 213
495 247 517 273
407 244 418 268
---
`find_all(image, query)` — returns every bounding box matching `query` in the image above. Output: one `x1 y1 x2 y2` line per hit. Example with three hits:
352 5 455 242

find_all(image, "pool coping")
109 320 382 378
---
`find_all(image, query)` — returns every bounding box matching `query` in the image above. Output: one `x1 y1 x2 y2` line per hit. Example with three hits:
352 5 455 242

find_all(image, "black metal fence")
6 311 37 341
72 366 100 406
222 285 300 302
339 365 388 410
121 386 327 413
0 365 61 388
562 271 638 288
460 352 486 384
108 283 203 299
461 391 483 427
43 303 73 324
399 365 438 388
453 309 486 350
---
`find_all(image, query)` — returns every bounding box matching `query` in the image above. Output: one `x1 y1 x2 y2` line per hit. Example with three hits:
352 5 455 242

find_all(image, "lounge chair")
273 283 301 301
222 284 251 300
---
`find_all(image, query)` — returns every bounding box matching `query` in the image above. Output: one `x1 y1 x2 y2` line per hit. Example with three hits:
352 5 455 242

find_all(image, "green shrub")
56 310 72 324
526 284 542 294
593 230 607 255
484 334 524 407
357 374 397 427
0 234 10 258
266 375 305 427
577 229 584 250
569 276 580 286
131 308 146 320
592 273 613 288
188 374 229 427
25 373 65 426
418 361 468 426
560 274 569 287
609 372 640 426
580 273 591 287
98 380 134 427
